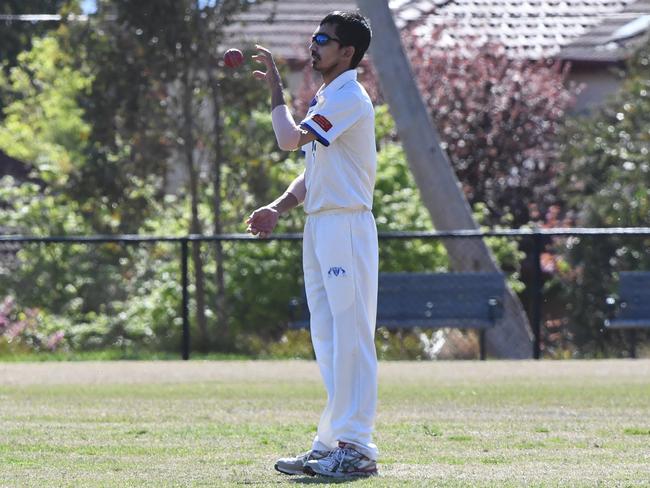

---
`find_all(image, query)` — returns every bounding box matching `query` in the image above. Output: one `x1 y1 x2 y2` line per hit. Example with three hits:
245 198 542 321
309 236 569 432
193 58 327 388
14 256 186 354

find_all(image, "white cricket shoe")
274 449 330 475
304 442 378 478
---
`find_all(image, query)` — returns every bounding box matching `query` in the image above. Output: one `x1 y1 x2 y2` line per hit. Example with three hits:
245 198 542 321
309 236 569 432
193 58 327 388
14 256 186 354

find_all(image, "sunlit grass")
1 360 649 487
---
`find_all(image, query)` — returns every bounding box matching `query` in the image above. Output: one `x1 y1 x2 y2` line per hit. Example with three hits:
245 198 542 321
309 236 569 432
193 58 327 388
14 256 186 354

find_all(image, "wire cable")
0 14 89 22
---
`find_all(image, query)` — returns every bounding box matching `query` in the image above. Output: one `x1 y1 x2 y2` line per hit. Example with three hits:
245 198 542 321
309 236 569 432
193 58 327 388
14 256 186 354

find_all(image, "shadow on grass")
235 477 364 485
289 475 365 484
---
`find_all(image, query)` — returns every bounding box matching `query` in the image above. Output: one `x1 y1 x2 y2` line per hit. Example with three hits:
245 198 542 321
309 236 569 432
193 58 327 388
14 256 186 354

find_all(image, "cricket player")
246 11 378 478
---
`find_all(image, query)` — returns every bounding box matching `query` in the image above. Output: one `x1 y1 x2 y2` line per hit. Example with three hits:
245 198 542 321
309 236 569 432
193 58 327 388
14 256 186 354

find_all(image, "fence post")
531 233 543 360
181 238 190 360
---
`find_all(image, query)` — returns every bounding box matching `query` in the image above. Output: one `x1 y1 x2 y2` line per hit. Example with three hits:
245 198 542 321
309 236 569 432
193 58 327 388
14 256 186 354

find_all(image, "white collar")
317 69 358 100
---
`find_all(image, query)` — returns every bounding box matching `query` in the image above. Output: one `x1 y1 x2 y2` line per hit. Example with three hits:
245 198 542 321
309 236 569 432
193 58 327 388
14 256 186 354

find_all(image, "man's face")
310 23 349 73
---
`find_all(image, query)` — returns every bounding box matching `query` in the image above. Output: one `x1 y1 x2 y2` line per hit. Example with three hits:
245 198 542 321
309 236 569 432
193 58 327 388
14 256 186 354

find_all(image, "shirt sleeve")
300 91 364 147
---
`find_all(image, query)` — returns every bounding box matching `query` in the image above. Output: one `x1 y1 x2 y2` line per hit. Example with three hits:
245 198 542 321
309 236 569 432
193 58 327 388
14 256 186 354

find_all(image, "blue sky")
81 0 97 14
81 0 217 13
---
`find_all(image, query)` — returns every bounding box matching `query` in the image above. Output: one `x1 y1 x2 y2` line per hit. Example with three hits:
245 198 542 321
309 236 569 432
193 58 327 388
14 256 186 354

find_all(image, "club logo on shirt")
328 266 347 278
312 114 333 132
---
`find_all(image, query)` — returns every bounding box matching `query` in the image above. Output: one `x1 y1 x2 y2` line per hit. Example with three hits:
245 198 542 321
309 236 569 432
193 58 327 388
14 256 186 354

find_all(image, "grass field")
1 360 649 487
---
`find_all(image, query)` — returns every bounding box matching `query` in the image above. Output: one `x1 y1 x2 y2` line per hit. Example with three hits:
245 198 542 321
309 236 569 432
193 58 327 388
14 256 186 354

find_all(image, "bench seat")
605 271 650 357
290 272 506 360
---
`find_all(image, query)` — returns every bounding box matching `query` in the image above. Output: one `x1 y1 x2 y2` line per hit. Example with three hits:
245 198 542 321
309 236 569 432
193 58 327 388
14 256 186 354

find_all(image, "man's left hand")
246 206 280 238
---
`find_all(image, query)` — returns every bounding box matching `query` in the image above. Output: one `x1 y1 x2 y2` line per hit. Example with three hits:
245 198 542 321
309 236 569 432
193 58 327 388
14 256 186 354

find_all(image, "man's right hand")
252 45 281 87
246 206 280 238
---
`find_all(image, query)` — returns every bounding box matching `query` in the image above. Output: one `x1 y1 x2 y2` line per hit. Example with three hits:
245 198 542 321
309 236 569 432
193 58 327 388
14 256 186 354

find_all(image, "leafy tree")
0 0 295 355
0 0 71 111
0 35 92 187
0 177 186 353
553 40 650 356
318 27 577 229
213 104 524 358
0 1 71 67
402 30 577 228
0 4 528 358
0 28 179 354
79 0 271 349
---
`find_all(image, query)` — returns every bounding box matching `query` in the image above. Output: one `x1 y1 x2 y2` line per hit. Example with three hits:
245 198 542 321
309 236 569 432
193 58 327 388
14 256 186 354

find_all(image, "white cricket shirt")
300 69 376 215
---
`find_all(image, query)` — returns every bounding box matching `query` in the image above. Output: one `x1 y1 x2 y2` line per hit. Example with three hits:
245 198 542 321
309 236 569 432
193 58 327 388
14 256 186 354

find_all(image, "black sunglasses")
311 33 342 46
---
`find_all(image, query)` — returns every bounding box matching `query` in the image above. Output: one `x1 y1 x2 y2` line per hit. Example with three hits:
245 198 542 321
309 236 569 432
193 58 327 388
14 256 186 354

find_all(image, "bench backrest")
377 272 506 329
617 271 650 321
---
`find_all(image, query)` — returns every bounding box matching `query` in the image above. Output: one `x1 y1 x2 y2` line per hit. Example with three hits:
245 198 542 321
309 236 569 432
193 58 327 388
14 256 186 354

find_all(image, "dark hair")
320 11 371 69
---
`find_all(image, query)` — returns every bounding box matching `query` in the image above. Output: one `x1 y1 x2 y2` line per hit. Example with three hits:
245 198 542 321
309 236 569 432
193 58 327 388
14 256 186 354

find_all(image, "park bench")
605 271 650 358
289 272 506 360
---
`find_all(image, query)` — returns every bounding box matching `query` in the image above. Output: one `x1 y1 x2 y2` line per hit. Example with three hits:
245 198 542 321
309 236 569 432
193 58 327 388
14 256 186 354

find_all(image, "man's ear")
343 45 355 65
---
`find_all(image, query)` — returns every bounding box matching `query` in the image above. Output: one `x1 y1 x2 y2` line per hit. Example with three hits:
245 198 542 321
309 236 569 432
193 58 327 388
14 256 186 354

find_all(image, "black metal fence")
2 227 650 360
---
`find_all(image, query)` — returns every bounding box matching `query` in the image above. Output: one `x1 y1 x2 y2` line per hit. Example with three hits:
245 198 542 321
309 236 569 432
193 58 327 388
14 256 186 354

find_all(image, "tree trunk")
357 0 533 358
207 69 229 350
182 70 209 348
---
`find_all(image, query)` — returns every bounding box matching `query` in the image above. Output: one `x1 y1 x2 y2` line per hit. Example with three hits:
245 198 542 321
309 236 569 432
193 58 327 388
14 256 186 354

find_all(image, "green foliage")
474 202 526 293
373 106 524 292
1 99 525 357
0 176 186 353
0 35 92 186
263 330 315 359
373 106 448 273
555 40 650 355
399 30 577 227
0 0 70 111
560 63 650 229
375 328 432 360
0 295 67 354
0 241 183 355
220 239 303 339
224 94 299 227
0 10 523 358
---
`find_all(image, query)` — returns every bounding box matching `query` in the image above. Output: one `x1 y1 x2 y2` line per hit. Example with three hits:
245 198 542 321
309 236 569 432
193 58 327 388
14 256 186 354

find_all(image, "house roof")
225 0 650 62
224 0 437 62
558 1 650 61
412 0 650 61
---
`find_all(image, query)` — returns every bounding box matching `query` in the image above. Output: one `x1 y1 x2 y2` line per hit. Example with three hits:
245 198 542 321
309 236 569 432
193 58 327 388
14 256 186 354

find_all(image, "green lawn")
1 360 649 487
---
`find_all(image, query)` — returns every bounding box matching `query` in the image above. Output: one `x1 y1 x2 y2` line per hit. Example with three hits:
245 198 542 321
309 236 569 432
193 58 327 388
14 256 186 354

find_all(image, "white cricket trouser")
302 209 379 461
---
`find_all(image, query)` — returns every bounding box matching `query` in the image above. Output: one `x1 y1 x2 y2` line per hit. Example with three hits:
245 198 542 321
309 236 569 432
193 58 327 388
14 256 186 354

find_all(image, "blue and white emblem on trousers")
328 266 347 278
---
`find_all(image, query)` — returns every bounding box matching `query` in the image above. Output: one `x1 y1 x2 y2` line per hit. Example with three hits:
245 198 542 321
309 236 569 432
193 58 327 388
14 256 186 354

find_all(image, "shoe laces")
301 450 319 462
321 447 351 471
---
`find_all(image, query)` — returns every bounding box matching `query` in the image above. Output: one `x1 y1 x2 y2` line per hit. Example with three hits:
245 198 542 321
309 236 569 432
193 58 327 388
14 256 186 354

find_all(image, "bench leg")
479 330 486 361
627 329 637 359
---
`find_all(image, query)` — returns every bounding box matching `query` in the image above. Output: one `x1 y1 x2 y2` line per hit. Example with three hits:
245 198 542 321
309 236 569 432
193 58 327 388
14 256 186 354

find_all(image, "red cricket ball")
223 48 244 69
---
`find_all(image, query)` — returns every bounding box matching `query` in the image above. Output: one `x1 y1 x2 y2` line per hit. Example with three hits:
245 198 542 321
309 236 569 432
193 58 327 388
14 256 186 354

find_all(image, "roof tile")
225 0 650 62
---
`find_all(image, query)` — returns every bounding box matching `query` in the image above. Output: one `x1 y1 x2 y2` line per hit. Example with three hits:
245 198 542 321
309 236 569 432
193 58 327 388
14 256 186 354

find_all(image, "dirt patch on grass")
0 360 321 386
1 359 649 387
379 359 650 384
